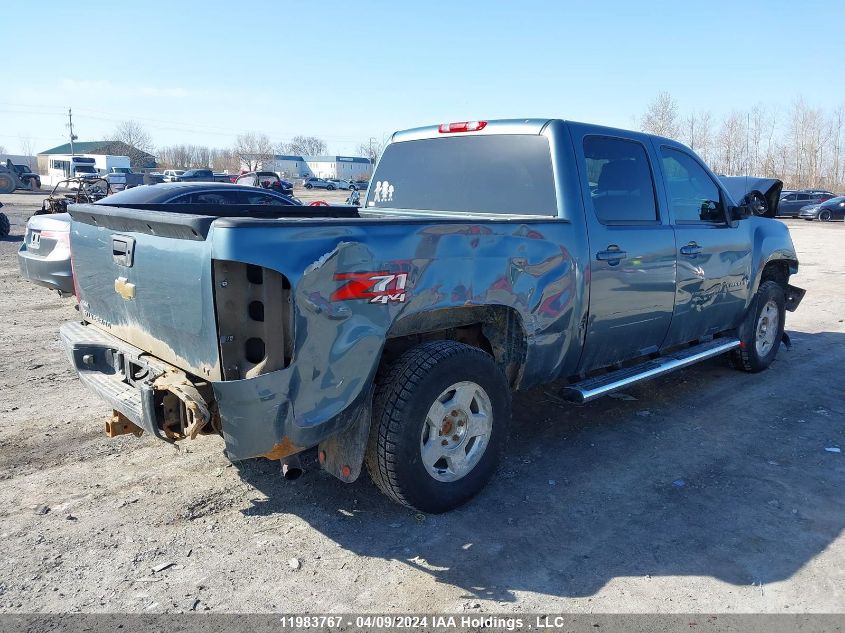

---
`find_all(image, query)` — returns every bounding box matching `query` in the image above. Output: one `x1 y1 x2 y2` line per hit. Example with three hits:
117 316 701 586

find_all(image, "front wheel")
819 210 832 222
366 341 510 513
327 184 335 190
747 191 770 217
732 280 786 372
304 183 313 189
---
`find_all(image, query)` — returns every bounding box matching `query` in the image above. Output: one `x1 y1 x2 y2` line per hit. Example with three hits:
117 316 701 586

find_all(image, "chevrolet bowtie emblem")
114 276 136 300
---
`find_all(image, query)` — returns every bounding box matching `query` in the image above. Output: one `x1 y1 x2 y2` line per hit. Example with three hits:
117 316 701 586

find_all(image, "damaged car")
717 176 783 218
59 118 804 513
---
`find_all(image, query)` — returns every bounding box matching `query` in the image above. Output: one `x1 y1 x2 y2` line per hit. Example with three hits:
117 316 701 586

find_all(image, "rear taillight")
39 230 70 246
438 120 487 133
69 245 81 299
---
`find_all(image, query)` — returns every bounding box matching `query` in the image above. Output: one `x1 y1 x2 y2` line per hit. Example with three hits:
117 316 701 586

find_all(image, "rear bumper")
59 321 363 460
59 321 170 439
18 248 74 295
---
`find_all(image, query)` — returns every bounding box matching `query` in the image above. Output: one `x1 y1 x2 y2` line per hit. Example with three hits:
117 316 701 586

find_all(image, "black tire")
366 340 510 513
819 210 832 222
327 184 335 190
732 280 786 372
0 174 14 194
29 178 40 191
305 183 313 189
747 191 771 217
0 212 10 238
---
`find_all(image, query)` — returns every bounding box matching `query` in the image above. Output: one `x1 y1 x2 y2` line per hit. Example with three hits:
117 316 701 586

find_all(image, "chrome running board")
562 338 740 404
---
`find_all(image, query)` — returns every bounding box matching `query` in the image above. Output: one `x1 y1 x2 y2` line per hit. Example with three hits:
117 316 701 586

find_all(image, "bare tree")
357 140 383 164
640 92 681 140
0 144 7 155
18 137 35 168
716 111 749 176
828 105 844 189
234 132 274 171
680 110 713 164
283 135 327 156
211 148 239 173
113 120 155 168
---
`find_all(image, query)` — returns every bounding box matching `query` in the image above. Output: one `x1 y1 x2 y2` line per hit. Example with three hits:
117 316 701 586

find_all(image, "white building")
255 154 373 180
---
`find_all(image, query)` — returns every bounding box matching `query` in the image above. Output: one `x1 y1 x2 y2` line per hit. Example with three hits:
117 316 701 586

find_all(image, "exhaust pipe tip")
281 455 304 481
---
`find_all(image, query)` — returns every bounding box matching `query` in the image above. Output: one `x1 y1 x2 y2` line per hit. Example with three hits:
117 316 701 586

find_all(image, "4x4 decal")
331 271 408 304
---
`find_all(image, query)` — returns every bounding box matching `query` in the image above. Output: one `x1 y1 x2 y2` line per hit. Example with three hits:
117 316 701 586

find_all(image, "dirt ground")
0 190 843 614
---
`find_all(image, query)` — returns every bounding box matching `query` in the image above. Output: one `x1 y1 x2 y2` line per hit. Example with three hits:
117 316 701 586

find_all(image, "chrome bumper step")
563 338 740 404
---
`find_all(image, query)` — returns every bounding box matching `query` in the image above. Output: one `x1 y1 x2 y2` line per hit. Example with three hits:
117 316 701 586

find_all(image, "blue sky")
2 0 843 156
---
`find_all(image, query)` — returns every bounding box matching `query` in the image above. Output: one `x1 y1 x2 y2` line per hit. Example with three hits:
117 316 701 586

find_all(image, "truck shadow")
235 330 845 601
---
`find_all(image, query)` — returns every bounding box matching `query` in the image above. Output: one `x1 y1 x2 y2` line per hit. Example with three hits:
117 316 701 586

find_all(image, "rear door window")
366 134 558 216
582 136 658 224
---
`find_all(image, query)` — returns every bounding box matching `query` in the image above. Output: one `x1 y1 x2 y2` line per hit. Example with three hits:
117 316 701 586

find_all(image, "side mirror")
730 204 752 221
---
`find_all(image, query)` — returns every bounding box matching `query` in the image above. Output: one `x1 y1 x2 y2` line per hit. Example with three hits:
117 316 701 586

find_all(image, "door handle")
680 242 702 256
596 245 627 265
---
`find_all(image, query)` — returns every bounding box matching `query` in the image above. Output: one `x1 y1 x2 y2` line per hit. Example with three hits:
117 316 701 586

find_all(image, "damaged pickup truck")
61 118 805 512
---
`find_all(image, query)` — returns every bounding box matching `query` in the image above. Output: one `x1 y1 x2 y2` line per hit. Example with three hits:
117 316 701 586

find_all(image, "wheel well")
381 306 527 388
760 260 791 289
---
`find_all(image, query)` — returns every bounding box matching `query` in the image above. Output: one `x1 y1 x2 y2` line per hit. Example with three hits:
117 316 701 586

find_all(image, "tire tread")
365 340 496 509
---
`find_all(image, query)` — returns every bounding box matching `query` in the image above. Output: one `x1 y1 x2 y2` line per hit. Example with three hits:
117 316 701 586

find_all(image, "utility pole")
67 108 78 155
368 137 377 165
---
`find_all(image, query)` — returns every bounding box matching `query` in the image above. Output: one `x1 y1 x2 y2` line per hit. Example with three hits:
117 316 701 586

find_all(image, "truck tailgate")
69 204 222 380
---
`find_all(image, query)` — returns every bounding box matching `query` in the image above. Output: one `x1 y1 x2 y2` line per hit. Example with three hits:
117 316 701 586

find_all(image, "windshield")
366 134 557 216
74 166 97 174
112 168 131 173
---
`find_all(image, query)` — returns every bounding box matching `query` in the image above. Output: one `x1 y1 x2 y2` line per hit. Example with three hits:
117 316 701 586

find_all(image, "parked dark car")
778 190 835 217
93 182 301 207
799 195 845 221
11 163 41 190
174 169 216 182
18 183 303 295
236 171 294 196
303 176 335 190
349 179 369 191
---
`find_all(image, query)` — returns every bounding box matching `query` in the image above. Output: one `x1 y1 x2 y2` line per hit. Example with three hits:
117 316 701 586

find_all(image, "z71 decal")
331 271 408 304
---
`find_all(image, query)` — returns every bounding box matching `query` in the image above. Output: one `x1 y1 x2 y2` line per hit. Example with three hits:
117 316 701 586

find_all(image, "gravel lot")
0 191 843 614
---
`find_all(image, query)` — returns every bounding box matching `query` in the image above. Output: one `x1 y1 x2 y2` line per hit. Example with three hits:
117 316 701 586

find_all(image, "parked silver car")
303 177 335 190
18 213 74 296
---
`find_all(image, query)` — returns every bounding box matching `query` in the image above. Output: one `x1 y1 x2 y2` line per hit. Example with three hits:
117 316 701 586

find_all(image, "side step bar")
562 338 740 404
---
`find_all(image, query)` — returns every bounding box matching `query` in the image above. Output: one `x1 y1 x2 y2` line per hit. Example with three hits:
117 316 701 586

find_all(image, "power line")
0 103 369 142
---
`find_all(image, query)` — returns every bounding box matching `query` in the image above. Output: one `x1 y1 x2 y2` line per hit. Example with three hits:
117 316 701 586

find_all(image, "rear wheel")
327 184 336 190
732 280 785 372
0 174 14 194
29 178 40 191
819 210 832 222
0 213 10 237
305 183 313 189
366 341 510 513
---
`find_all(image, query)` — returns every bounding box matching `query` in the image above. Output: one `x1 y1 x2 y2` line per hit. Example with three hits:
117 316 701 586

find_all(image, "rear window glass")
366 135 557 216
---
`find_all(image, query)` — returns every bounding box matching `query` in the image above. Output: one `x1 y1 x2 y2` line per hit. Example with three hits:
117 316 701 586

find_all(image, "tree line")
110 121 382 174
640 92 845 191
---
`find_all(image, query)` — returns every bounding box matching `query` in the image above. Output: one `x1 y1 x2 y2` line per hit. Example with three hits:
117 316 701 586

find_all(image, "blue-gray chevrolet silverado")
60 119 805 513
